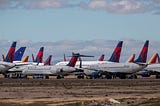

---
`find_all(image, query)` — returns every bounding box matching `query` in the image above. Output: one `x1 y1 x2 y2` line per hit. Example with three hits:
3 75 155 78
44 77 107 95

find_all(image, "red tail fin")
108 41 123 62
22 56 29 62
135 40 149 63
148 53 158 64
67 53 79 67
4 42 17 62
127 54 135 63
35 47 44 63
99 54 105 61
44 55 52 65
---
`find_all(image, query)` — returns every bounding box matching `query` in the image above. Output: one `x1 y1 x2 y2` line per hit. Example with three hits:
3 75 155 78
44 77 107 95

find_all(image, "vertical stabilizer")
35 47 44 63
126 54 135 63
22 56 29 62
14 47 26 61
44 55 52 65
4 42 17 62
99 54 105 61
148 53 158 64
134 40 149 63
67 53 79 67
108 41 123 62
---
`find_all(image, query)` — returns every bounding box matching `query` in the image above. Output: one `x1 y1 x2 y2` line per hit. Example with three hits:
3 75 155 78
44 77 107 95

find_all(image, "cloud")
0 0 160 14
0 0 68 9
80 0 155 14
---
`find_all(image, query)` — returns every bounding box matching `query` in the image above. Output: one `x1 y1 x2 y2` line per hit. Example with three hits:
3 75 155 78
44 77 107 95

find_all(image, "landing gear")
4 72 24 79
57 75 64 79
119 74 127 79
32 75 49 79
156 74 160 79
101 74 112 79
128 74 137 79
77 75 84 79
86 75 93 79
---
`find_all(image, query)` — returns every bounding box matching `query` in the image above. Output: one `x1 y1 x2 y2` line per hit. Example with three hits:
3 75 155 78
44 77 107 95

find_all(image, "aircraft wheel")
57 75 64 79
119 74 127 79
86 76 93 79
156 74 160 79
45 76 49 79
106 75 112 79
128 74 137 79
77 75 84 79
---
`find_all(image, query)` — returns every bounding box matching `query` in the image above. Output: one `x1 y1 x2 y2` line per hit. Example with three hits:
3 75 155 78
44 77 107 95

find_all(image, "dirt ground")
0 78 160 106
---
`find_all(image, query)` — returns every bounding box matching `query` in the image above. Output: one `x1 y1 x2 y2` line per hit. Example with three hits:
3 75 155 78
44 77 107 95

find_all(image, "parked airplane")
32 47 44 63
135 53 158 77
3 47 26 62
0 42 17 73
21 53 84 79
55 41 123 79
56 41 123 67
142 53 160 78
78 40 149 79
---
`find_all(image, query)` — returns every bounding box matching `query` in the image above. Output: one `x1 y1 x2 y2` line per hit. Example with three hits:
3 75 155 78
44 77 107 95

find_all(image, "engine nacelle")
91 71 100 79
139 71 150 77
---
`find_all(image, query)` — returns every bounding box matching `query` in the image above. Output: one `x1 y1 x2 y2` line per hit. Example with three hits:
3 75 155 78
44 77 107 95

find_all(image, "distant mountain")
0 39 159 64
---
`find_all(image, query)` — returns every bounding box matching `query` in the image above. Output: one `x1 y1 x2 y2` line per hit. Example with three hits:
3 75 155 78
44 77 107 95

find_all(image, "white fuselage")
21 65 76 75
83 62 146 74
145 64 160 73
0 61 15 73
56 61 146 75
56 61 113 68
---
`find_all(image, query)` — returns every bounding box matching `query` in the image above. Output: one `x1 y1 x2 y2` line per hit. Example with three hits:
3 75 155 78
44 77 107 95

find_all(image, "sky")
0 0 160 63
0 0 160 42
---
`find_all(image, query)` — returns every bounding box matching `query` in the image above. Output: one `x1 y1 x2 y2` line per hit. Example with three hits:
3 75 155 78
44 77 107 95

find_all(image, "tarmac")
0 77 160 106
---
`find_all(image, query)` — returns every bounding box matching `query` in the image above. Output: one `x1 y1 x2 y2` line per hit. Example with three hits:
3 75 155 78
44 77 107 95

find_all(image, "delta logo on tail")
35 47 44 63
99 54 105 61
4 42 17 63
67 53 79 67
108 41 123 62
14 47 26 61
135 40 149 63
44 55 52 65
